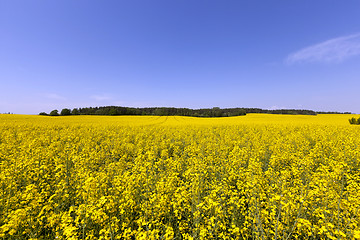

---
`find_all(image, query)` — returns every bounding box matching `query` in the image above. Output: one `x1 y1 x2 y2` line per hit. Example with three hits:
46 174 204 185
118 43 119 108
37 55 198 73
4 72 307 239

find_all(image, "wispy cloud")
286 33 360 64
269 105 286 110
112 101 126 106
90 94 112 101
45 93 66 101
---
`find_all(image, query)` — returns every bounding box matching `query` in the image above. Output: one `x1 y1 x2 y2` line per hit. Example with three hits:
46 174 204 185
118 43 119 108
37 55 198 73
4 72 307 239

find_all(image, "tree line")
40 107 247 117
38 106 352 117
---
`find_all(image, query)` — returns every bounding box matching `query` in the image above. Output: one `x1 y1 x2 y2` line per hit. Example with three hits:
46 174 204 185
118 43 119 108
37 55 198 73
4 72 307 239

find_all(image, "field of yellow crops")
1 114 360 239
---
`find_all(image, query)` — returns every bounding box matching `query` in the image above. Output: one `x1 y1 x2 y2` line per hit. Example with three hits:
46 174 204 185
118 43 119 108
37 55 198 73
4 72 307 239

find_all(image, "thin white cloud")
269 105 285 110
91 94 112 101
45 93 66 101
112 101 126 106
286 33 360 64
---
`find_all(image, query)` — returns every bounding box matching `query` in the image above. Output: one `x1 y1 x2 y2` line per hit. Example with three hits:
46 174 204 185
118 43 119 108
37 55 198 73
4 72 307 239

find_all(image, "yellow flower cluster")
0 114 359 239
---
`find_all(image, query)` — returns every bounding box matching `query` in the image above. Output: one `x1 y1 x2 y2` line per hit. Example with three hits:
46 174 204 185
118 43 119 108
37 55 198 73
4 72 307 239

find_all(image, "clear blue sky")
1 0 360 114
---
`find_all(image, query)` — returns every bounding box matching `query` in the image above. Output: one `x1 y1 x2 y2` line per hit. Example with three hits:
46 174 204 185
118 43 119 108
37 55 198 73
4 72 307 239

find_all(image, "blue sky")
1 0 360 114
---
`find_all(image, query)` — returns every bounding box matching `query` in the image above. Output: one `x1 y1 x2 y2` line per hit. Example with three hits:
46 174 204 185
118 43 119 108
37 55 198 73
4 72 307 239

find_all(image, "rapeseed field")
1 114 360 239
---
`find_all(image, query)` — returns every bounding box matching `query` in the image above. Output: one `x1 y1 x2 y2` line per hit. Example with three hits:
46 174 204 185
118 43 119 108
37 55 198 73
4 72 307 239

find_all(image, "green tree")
39 112 48 116
60 108 71 116
71 108 79 115
109 108 118 116
154 108 168 116
50 110 59 116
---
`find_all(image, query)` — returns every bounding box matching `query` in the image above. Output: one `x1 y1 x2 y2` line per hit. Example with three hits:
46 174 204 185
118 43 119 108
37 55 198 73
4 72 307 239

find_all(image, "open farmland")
1 114 360 239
